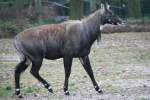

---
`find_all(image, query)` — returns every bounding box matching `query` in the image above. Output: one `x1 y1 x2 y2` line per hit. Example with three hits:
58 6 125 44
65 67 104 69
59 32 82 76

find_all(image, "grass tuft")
23 85 40 94
0 84 13 97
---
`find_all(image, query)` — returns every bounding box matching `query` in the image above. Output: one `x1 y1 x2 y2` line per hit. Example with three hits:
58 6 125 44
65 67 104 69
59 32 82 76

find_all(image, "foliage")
0 21 21 38
0 17 62 38
0 19 34 38
38 18 57 25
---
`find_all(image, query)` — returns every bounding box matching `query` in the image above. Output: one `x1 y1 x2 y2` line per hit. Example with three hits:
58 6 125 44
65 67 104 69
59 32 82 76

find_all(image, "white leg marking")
16 88 20 91
48 86 52 90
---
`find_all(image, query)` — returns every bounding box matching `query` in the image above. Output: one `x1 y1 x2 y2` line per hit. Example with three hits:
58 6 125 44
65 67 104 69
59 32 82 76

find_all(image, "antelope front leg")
63 57 73 95
79 56 103 94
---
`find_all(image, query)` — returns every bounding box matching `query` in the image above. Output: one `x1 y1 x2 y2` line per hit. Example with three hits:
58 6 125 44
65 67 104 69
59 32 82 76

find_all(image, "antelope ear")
107 4 111 10
100 3 105 10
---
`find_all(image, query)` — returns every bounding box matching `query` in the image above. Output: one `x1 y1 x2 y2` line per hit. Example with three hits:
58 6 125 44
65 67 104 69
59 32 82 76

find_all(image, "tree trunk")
126 0 141 18
15 0 24 18
34 0 42 19
15 0 24 9
70 0 83 20
90 0 97 12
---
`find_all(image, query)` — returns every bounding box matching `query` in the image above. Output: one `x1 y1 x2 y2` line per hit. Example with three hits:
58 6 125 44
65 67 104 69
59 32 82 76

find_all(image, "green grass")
104 84 124 93
0 84 13 97
0 84 41 97
139 96 149 100
22 85 40 94
69 83 79 91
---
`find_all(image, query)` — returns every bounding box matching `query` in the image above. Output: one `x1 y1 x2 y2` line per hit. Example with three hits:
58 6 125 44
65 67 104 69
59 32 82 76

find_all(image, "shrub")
0 21 20 38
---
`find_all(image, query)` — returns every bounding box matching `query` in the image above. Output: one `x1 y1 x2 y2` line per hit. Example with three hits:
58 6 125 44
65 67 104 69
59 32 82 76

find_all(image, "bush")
0 19 34 38
0 21 21 38
0 17 64 38
38 18 57 25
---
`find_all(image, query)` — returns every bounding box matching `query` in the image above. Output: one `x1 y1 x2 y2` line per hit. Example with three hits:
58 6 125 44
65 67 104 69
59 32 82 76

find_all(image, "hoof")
97 89 103 94
94 86 103 94
16 94 24 98
47 86 53 93
64 90 70 95
15 89 23 98
48 88 53 93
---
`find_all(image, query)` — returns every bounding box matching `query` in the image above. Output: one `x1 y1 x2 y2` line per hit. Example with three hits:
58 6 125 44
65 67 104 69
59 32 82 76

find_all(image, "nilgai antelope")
14 3 122 98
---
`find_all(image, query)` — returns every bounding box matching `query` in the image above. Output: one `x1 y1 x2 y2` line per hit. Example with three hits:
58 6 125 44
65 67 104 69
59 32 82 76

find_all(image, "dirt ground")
0 32 150 100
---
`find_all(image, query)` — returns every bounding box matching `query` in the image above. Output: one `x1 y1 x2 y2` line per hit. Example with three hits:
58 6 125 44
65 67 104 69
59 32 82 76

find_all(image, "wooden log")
100 24 150 33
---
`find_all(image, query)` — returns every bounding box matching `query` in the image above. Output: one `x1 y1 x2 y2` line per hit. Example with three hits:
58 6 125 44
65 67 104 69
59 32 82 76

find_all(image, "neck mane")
81 8 104 44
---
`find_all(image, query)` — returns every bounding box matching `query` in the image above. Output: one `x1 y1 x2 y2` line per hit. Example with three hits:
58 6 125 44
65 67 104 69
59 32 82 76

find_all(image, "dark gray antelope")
14 3 122 98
